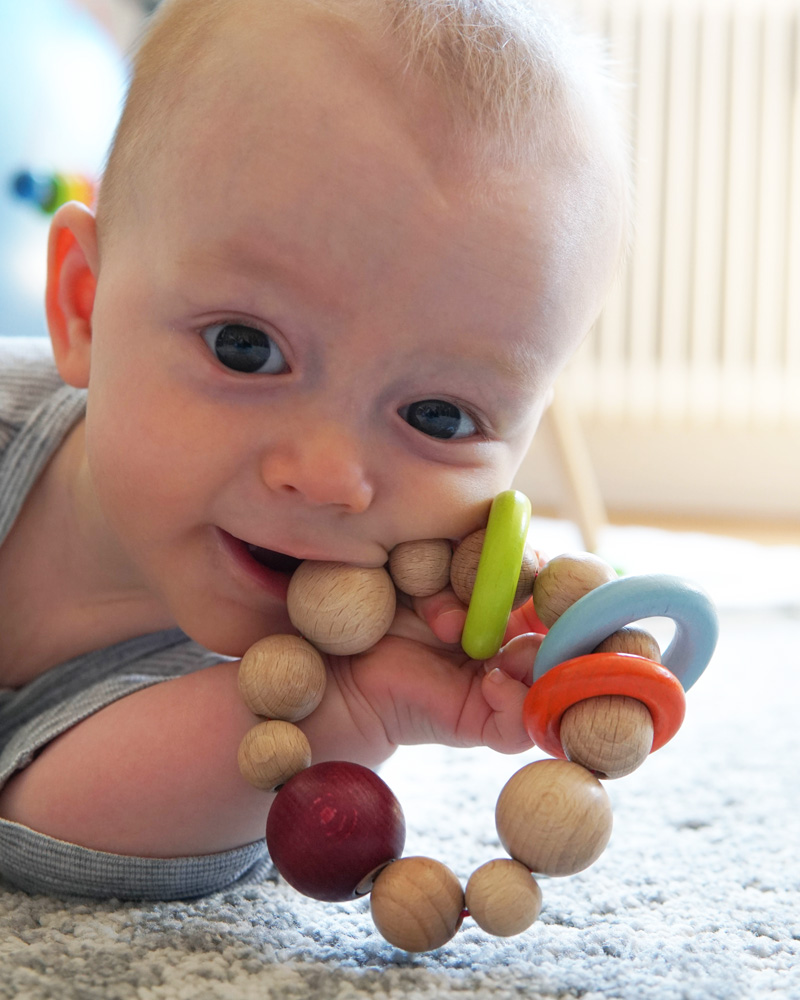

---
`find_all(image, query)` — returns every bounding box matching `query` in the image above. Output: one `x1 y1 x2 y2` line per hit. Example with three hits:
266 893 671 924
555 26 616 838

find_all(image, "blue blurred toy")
0 0 126 337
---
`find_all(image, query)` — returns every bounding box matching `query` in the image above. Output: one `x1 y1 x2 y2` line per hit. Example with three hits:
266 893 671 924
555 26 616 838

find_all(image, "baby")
0 0 628 899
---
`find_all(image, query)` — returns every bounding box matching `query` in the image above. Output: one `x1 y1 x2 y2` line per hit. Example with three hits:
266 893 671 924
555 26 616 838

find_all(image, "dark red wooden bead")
266 761 406 902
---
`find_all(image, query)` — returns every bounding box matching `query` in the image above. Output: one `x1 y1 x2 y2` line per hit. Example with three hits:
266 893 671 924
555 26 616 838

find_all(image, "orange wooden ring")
523 652 686 760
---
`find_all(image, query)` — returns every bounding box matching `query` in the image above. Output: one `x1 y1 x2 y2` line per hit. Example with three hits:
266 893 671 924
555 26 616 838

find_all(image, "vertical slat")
579 0 639 420
556 0 800 433
688 2 729 427
560 0 604 418
784 7 800 426
720 0 760 427
752 2 791 428
626 0 668 422
658 3 699 424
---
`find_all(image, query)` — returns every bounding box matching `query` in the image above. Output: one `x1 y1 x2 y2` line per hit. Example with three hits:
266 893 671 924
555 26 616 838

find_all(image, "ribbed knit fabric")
0 338 267 899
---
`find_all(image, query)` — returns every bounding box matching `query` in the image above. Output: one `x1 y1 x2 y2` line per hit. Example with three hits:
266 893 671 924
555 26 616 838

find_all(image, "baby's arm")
0 602 542 860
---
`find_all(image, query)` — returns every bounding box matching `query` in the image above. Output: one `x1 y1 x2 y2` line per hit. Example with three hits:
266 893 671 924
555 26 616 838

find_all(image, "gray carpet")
1 527 799 999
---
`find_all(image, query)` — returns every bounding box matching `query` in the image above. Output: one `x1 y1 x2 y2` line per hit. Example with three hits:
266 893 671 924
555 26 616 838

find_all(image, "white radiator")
561 0 800 433
515 0 799 524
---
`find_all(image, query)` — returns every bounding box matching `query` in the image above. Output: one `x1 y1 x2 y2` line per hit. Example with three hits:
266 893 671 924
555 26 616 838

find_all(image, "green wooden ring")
461 490 531 660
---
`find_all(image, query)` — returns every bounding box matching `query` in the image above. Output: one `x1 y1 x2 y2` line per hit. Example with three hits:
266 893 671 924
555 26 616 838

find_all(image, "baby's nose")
261 424 375 513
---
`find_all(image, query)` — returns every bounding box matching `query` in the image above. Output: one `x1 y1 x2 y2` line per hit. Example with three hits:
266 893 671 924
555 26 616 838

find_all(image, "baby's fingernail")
434 609 466 645
486 667 505 684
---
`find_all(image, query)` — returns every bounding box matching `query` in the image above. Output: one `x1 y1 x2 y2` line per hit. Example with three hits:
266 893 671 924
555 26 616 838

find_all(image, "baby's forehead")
130 0 608 159
101 0 628 275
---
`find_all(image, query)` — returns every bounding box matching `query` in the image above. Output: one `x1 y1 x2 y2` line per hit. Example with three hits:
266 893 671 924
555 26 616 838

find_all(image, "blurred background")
1 0 797 547
519 0 800 547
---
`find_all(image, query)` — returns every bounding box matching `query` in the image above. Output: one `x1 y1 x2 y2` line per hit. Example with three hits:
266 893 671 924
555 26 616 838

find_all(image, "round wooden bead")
267 761 406 902
593 625 661 662
370 856 465 952
465 859 542 937
532 552 617 629
450 529 539 610
559 695 655 779
237 720 312 790
238 634 326 721
388 539 452 597
287 561 397 655
449 530 484 605
496 759 613 876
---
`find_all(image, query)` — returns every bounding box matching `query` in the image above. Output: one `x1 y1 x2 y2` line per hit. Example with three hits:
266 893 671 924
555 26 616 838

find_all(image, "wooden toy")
286 561 396 655
532 551 618 628
238 634 326 721
459 490 533 660
465 859 542 938
559 694 654 779
369 856 465 953
237 719 311 791
235 490 719 953
495 759 612 875
388 538 452 597
450 529 539 613
265 760 406 902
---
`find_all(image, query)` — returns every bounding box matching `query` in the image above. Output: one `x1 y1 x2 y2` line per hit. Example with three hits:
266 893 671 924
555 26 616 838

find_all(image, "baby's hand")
338 631 541 756
407 586 547 647
298 590 545 768
295 527 549 766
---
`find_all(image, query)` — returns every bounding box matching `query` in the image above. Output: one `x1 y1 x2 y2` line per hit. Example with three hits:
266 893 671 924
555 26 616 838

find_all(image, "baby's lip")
224 528 389 571
244 542 304 575
230 532 380 571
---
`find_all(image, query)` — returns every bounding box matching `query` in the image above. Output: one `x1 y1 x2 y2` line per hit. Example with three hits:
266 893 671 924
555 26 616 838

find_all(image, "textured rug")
1 524 798 1000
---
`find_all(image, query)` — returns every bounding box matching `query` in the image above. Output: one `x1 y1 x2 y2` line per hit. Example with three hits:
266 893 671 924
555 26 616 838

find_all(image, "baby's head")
46 0 630 653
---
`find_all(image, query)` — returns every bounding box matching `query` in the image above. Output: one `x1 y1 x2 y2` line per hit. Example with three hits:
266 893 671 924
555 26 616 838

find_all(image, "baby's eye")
201 322 289 374
400 399 477 440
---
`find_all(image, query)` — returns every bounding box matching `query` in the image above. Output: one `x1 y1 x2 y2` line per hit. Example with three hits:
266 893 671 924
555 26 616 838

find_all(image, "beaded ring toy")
236 490 719 952
11 169 95 214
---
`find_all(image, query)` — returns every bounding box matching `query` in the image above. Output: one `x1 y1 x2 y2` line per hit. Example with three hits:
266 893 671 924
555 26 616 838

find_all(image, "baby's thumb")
412 587 467 646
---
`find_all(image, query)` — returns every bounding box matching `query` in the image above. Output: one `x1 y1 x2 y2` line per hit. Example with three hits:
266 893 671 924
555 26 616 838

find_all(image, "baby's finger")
480 669 534 754
486 632 544 686
412 587 467 647
504 598 548 642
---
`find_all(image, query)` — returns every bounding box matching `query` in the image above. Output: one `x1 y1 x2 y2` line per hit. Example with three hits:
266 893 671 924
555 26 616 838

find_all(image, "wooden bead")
465 859 542 937
370 857 465 952
267 762 406 901
532 552 617 628
514 547 539 609
496 759 612 876
287 561 396 655
388 538 452 597
593 625 661 662
560 695 655 779
449 530 485 605
450 529 539 610
237 720 311 790
238 634 327 721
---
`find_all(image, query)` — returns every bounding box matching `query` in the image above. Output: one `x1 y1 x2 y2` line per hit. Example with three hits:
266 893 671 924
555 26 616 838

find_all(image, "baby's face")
83 10 619 655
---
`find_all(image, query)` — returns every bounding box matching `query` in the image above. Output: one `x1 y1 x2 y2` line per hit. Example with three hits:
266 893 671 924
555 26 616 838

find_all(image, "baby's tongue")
247 544 303 574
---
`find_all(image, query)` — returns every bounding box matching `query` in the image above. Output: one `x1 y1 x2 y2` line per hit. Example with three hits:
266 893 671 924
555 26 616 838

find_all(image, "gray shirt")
0 339 267 899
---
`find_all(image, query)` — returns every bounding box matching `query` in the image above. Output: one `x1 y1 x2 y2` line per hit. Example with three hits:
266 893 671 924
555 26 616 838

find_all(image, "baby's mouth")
244 543 304 575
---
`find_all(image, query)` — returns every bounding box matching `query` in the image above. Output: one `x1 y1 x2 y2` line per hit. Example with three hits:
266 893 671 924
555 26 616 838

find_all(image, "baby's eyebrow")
490 344 541 393
180 235 543 397
191 232 359 318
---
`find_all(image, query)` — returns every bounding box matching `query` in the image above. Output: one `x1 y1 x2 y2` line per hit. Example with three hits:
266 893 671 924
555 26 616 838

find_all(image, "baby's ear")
45 202 99 389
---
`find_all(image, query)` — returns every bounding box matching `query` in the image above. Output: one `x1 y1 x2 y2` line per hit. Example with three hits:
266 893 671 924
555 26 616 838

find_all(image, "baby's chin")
176 596 298 660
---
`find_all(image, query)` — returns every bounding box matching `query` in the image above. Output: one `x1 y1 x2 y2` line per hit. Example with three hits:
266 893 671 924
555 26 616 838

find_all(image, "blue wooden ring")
533 573 718 691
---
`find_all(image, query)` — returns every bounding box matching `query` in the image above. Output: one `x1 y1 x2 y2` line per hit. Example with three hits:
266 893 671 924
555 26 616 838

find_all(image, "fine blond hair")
97 0 628 243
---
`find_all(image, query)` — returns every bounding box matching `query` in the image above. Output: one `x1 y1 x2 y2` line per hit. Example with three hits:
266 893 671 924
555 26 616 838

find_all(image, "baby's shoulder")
0 337 64 436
